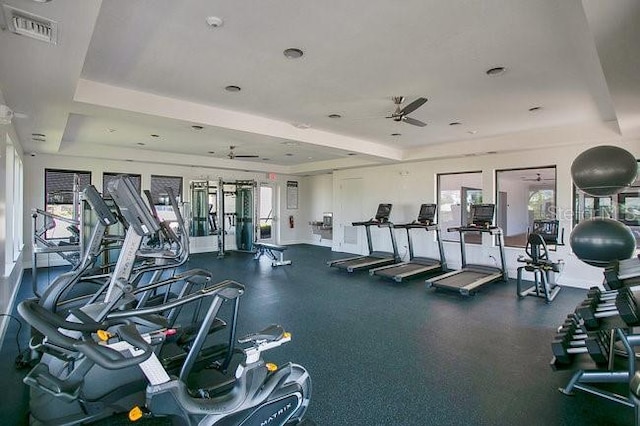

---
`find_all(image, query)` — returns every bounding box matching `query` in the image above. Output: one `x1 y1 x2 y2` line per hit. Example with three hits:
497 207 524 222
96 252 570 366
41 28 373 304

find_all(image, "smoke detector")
2 5 58 44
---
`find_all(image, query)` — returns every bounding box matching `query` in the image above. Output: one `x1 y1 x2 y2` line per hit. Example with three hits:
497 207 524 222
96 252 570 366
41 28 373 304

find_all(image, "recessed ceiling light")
528 106 542 112
467 130 478 135
307 156 314 160
292 122 311 129
205 16 223 28
449 122 462 126
125 159 133 162
283 48 304 59
107 128 117 133
391 133 402 137
262 158 270 161
225 85 241 92
328 114 341 119
191 125 204 130
285 153 294 157
486 151 498 154
486 66 506 76
208 151 215 154
150 134 159 138
32 133 46 137
137 142 146 146
32 136 45 142
347 153 357 156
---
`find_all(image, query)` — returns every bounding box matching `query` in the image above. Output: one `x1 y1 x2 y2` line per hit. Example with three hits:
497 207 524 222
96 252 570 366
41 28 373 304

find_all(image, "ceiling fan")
227 145 259 160
521 173 554 182
386 96 428 127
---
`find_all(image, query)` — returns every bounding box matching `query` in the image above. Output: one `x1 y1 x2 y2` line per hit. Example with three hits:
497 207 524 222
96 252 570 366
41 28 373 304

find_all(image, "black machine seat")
517 229 563 303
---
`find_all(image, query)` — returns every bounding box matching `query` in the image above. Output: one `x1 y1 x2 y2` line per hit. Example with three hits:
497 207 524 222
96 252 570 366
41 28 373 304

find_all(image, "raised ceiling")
0 0 638 174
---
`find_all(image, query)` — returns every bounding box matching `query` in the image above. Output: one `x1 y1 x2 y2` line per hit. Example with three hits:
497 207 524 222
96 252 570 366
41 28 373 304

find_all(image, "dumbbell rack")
551 287 640 407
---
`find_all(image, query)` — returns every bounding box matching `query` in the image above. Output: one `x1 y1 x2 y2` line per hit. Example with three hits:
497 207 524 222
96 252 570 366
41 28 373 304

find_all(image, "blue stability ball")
571 145 638 197
570 218 636 267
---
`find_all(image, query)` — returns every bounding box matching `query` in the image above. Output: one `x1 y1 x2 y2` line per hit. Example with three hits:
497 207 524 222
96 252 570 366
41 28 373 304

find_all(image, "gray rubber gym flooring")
0 244 633 425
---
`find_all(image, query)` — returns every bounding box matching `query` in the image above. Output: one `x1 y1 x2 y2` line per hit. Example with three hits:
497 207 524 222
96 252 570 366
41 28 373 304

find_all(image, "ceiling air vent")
2 5 57 44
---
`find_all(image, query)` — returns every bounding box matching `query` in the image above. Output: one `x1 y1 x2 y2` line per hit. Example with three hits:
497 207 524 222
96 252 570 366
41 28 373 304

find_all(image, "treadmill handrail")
352 219 392 227
447 225 502 234
397 222 438 230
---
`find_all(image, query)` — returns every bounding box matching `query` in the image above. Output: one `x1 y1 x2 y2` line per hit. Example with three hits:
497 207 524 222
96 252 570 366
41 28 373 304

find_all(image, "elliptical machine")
18 176 311 425
18 295 312 426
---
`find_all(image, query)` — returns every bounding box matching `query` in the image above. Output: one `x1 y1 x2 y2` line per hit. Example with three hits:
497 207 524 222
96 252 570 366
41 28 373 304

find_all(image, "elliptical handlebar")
17 299 154 370
75 324 155 370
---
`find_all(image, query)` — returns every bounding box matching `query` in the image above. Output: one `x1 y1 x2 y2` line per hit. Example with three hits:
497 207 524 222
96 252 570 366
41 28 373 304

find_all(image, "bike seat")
238 324 284 344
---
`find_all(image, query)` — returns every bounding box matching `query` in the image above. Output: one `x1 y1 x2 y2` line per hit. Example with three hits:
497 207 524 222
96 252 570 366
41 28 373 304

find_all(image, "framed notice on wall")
287 181 299 209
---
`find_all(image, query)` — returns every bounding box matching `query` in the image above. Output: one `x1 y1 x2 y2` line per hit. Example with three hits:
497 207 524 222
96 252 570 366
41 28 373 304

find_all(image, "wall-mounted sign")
287 180 298 209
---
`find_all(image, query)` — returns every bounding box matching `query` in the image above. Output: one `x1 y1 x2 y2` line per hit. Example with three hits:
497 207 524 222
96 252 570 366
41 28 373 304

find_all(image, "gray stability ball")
570 218 636 267
571 145 637 197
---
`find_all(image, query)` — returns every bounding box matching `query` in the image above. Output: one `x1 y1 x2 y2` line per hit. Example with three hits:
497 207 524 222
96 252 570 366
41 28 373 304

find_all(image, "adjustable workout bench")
253 243 292 267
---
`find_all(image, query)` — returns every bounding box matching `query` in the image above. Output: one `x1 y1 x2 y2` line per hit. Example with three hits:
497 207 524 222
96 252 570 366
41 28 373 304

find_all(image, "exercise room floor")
0 244 633 425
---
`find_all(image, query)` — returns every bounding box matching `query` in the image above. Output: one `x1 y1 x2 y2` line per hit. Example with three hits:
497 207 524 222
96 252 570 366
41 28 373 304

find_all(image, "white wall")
0 95 26 342
18 139 640 289
321 140 640 289
300 173 333 247
497 178 529 236
23 154 306 265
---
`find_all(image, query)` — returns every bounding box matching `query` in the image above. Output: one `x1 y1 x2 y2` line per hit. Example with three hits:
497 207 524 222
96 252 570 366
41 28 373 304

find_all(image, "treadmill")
328 203 400 273
370 204 446 282
425 204 507 296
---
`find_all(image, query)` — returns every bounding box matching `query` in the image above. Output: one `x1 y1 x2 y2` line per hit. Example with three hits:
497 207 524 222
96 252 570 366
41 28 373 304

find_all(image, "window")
437 171 483 242
5 145 23 269
12 150 23 260
151 175 183 223
103 172 141 198
150 175 182 205
573 161 640 248
496 166 557 247
44 169 91 239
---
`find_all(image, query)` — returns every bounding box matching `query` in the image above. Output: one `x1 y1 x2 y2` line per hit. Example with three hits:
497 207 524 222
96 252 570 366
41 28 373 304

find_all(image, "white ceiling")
0 0 638 174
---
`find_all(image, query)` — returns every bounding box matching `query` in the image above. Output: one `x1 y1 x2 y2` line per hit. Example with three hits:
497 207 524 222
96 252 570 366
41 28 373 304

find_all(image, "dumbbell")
551 328 610 365
587 287 618 303
576 287 640 329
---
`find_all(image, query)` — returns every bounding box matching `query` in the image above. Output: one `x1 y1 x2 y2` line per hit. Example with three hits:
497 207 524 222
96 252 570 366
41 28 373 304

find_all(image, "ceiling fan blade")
402 117 427 127
399 97 428 115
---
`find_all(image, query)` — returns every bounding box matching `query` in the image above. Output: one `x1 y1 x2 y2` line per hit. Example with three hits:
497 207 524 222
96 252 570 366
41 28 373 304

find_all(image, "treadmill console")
417 204 437 224
107 176 160 237
469 204 495 227
531 219 559 245
375 203 393 223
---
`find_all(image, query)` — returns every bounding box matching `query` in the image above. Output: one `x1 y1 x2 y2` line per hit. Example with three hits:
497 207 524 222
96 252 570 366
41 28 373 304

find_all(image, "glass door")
257 183 275 243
